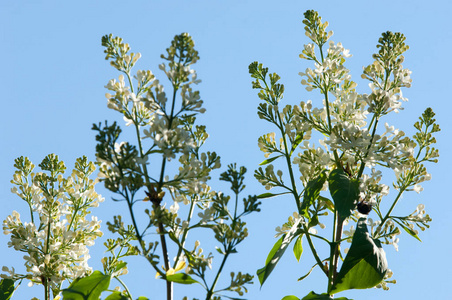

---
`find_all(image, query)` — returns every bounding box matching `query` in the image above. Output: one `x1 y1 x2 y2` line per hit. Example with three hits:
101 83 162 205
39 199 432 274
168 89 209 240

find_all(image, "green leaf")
302 291 352 300
293 235 303 262
282 296 300 300
290 133 304 155
215 246 225 255
318 196 334 211
166 273 198 285
259 155 282 165
257 229 302 286
308 214 319 228
328 169 359 219
62 271 111 300
105 292 149 300
168 231 181 245
393 218 422 242
0 279 14 300
301 172 327 218
104 291 129 300
256 192 291 199
113 262 127 273
330 218 388 294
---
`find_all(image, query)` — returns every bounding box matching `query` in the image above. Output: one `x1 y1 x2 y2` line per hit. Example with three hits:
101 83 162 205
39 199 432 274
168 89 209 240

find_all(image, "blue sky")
1 1 451 299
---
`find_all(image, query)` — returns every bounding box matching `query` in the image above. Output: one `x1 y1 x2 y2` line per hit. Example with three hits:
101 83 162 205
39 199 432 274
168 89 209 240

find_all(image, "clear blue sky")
1 1 451 299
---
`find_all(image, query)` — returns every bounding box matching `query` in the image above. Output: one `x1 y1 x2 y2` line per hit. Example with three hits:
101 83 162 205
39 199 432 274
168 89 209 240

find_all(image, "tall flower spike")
160 33 199 88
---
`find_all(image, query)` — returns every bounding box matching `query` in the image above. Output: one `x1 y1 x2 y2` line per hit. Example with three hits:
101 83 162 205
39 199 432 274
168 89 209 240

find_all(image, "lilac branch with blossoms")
1 33 260 300
83 33 260 300
249 10 440 299
1 155 104 300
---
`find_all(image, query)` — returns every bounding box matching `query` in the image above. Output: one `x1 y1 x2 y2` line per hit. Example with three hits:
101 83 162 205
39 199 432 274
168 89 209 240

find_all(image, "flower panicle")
2 155 103 295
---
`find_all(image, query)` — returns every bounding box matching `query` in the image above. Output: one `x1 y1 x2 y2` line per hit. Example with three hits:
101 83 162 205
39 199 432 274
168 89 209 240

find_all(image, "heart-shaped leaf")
104 291 129 300
302 291 352 300
328 169 359 219
62 271 110 300
301 171 327 218
282 296 300 300
330 218 388 294
166 273 198 285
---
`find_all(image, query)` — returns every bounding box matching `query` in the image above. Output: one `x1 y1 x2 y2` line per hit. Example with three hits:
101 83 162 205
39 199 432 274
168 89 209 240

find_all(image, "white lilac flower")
170 201 180 214
2 156 103 294
391 236 400 251
343 225 355 243
275 212 304 238
198 205 215 224
413 184 423 193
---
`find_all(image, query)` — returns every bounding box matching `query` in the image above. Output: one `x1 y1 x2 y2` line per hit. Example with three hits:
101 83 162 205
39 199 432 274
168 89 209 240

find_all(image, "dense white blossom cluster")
250 11 439 295
2 155 103 296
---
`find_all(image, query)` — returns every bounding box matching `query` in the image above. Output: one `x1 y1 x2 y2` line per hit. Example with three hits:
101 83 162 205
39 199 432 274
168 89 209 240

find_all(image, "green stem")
155 212 172 300
206 250 230 300
173 199 196 268
44 279 48 300
327 212 336 293
126 71 135 94
127 195 142 243
357 118 380 179
134 120 151 186
328 213 343 294
115 276 133 300
415 123 430 162
155 85 178 300
376 187 405 238
303 224 328 277
308 232 332 244
319 44 324 62
367 114 377 132
67 206 80 233
28 198 34 225
234 193 239 220
275 104 301 210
